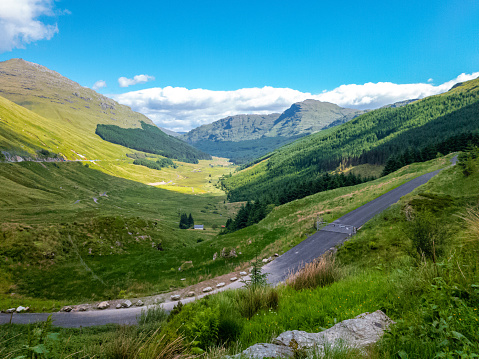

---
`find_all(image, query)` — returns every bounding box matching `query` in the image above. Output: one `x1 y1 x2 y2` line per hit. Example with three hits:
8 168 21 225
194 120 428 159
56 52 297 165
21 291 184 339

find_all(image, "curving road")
0 160 453 327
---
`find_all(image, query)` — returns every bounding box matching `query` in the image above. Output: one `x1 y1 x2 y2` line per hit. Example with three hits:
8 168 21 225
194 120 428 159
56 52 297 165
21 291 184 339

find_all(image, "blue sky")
1 0 478 131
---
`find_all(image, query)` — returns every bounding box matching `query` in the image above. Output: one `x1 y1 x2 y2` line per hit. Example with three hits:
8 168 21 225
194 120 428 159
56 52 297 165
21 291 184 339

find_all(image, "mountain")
221 77 479 203
180 100 365 163
159 127 184 137
0 58 209 163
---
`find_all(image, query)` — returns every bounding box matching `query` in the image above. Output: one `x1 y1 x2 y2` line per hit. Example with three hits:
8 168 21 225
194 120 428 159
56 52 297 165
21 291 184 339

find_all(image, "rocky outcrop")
233 311 394 358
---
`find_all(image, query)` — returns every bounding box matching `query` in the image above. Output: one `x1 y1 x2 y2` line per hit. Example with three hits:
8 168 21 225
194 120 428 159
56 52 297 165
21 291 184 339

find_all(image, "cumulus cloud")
0 0 61 52
118 74 155 88
114 72 479 132
92 80 107 91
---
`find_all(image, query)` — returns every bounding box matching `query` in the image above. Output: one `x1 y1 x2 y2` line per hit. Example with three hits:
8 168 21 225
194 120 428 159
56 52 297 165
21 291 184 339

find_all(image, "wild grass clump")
234 285 280 319
286 254 341 291
138 304 169 327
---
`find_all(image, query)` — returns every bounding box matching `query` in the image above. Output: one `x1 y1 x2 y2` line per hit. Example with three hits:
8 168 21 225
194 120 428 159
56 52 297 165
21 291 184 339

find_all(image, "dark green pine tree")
188 213 194 228
179 213 189 229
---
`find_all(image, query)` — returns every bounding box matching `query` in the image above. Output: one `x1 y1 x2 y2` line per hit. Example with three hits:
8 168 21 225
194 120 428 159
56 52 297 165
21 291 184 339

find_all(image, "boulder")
16 306 27 313
171 294 181 301
97 301 110 310
274 310 395 350
116 304 122 309
78 306 88 312
216 282 225 288
6 308 15 313
121 300 132 308
186 291 195 297
61 306 73 312
136 300 144 307
234 311 394 358
239 271 247 276
230 277 238 281
202 287 213 292
234 343 293 359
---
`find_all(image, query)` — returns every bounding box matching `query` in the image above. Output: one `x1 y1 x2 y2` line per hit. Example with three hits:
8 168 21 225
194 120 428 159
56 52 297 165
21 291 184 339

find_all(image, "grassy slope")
0 59 218 190
2 153 477 359
0 160 238 307
0 154 451 309
0 94 233 193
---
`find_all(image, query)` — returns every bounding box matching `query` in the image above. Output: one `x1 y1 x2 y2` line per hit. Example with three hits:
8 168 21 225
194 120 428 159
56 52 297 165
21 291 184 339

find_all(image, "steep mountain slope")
181 100 365 163
222 77 479 202
0 58 209 163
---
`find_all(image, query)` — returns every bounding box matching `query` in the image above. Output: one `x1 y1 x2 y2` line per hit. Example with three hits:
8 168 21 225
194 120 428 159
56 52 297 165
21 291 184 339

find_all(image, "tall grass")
286 254 341 291
234 286 280 319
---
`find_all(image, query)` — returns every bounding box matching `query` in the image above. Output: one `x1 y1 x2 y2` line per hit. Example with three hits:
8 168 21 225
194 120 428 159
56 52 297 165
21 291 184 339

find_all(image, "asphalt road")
263 168 442 284
0 161 451 327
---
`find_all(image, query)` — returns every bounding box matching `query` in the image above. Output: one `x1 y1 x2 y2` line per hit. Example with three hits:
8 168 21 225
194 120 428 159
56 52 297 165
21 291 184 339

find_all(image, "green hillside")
0 160 236 304
181 100 364 163
222 77 479 202
96 122 211 164
0 59 209 165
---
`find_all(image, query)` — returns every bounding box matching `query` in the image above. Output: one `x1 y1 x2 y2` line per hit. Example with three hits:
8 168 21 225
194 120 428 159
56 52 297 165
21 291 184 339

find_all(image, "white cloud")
118 74 155 88
114 72 479 132
428 78 434 83
0 0 61 52
92 80 107 91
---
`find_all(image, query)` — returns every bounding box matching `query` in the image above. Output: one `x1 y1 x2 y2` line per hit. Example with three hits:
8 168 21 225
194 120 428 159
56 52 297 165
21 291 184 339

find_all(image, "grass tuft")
286 254 341 291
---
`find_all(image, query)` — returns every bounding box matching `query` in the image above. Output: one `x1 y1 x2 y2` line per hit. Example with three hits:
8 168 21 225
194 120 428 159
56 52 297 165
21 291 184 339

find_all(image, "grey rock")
274 310 395 350
116 304 122 309
202 286 213 292
121 300 132 308
97 301 110 310
136 300 144 307
6 308 15 313
186 291 195 297
234 343 294 359
61 306 73 312
78 306 88 312
239 271 247 276
230 277 238 281
216 282 225 288
213 252 217 261
171 294 181 301
16 306 27 313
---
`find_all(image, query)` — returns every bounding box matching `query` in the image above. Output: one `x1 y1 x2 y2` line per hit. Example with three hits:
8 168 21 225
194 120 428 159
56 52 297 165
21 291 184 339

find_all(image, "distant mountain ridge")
180 100 365 163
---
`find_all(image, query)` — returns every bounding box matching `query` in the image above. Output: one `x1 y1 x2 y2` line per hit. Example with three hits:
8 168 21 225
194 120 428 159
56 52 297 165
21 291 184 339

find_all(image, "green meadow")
0 152 453 310
1 152 477 359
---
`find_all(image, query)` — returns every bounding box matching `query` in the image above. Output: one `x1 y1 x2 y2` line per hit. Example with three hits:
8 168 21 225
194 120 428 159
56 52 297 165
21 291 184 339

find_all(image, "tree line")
179 213 194 229
96 122 211 164
133 158 177 170
382 132 479 176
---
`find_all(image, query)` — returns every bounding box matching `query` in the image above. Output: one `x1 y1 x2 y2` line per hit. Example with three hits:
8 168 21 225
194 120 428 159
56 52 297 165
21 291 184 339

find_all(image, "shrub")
286 254 341 291
405 209 447 262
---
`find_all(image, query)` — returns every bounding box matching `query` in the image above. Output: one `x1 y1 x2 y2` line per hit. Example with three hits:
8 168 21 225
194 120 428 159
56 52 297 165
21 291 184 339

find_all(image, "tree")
179 213 189 229
188 213 194 228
